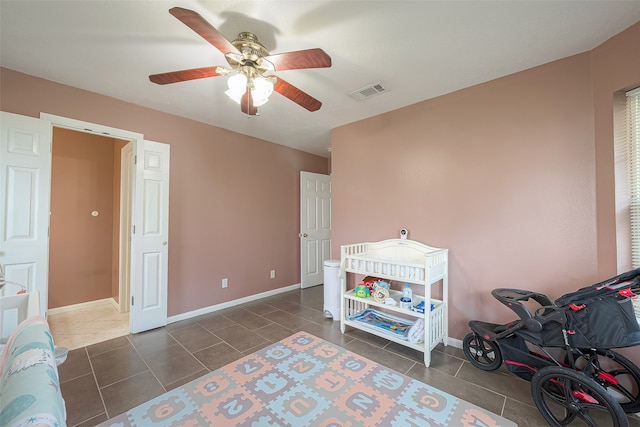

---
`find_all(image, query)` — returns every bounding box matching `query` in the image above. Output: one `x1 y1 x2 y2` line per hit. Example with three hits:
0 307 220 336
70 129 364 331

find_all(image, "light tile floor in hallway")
48 299 129 350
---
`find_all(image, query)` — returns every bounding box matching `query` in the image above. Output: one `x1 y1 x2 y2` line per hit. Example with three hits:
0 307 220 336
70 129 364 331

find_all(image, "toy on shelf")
354 285 371 298
373 287 389 303
362 278 376 291
363 276 387 294
369 277 390 289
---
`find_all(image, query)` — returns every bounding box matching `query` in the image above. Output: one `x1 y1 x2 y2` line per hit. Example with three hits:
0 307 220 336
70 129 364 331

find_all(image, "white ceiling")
2 1 640 157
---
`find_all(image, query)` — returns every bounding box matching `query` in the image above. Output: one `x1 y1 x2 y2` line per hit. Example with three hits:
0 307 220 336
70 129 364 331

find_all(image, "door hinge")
133 225 135 234
134 155 137 165
131 296 134 306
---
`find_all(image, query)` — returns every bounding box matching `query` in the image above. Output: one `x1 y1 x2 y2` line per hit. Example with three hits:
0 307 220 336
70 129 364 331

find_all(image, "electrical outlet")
222 278 228 288
270 270 276 279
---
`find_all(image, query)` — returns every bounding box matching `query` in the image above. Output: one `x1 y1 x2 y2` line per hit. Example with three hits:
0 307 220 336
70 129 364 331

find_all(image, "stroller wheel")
531 366 628 427
462 333 502 371
576 349 640 414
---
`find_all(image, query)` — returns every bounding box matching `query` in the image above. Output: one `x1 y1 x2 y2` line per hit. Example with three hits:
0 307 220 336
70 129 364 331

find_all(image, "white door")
0 112 52 314
130 140 170 333
300 171 331 288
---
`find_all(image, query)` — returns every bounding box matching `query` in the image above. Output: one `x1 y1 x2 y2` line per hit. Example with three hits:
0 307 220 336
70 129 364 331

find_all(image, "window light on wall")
627 87 640 267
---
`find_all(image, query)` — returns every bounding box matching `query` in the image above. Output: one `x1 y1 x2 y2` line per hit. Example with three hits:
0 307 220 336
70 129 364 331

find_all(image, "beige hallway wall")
49 128 118 308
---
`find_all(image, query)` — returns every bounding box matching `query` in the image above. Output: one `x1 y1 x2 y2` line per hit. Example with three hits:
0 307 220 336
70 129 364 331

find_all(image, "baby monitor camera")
400 228 408 239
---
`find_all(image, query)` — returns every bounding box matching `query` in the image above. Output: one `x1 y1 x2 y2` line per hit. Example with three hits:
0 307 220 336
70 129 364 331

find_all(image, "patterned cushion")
0 317 65 427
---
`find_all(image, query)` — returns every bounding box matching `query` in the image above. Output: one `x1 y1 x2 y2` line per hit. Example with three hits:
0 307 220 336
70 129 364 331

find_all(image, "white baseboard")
447 336 463 349
45 287 465 352
168 284 462 351
47 297 117 315
167 283 301 324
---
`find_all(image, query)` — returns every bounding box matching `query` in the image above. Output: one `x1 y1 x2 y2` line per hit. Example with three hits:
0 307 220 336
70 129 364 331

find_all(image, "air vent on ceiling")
348 81 387 101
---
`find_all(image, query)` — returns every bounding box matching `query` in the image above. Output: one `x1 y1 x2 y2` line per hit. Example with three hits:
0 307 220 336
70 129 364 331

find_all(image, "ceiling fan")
149 7 332 116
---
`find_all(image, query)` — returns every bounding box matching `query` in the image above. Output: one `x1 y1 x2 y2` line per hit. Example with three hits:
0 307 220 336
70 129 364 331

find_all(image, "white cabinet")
339 239 448 366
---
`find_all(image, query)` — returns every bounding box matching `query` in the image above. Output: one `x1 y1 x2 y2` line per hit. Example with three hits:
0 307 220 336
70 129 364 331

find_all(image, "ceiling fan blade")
240 88 258 115
265 48 331 71
149 66 223 85
169 7 238 54
273 78 322 112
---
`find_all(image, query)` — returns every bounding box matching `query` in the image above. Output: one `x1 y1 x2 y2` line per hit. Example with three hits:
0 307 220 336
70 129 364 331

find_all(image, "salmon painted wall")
49 128 117 308
0 68 329 316
331 23 640 342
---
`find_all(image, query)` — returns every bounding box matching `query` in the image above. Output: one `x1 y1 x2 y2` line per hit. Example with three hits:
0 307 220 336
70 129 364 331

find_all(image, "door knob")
162 241 168 245
303 233 308 237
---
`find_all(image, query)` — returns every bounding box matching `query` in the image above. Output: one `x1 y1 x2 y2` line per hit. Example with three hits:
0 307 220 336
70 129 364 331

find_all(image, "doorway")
47 127 132 349
1 111 170 336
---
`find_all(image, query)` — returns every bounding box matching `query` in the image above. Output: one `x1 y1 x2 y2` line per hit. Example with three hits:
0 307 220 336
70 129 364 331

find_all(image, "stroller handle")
492 288 555 321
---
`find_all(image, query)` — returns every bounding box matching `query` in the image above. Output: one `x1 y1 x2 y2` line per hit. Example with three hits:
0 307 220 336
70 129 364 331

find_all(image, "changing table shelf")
339 238 448 366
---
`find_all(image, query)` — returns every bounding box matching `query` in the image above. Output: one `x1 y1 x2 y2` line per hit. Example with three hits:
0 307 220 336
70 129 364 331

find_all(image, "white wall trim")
167 283 301 324
167 283 460 350
48 297 117 315
447 336 463 349
40 113 144 141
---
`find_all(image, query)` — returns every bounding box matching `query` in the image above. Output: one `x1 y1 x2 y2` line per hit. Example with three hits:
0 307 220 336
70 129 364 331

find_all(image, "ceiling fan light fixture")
225 73 274 107
225 73 248 103
251 76 274 107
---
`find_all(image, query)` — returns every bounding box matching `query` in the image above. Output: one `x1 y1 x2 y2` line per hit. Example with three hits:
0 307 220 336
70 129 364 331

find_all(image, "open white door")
300 171 331 288
130 139 170 333
0 112 52 314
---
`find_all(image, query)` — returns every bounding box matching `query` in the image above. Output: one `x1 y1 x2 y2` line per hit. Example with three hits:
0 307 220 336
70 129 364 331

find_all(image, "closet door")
300 171 331 288
0 112 52 315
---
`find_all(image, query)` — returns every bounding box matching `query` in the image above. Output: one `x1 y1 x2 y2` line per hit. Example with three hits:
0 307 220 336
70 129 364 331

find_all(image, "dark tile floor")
58 285 640 427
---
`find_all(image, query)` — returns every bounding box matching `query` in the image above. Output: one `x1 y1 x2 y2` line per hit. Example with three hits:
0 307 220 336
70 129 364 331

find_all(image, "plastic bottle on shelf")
401 283 412 309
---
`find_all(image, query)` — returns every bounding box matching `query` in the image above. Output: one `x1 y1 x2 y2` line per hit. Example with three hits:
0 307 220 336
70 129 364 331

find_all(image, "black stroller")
463 268 640 427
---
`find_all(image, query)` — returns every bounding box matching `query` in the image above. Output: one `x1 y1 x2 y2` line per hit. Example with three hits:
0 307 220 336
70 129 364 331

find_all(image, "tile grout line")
500 396 508 417
160 328 211 384
84 345 109 425
85 339 159 405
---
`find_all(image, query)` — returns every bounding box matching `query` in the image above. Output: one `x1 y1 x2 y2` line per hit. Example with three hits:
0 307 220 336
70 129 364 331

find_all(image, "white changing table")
339 239 448 366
